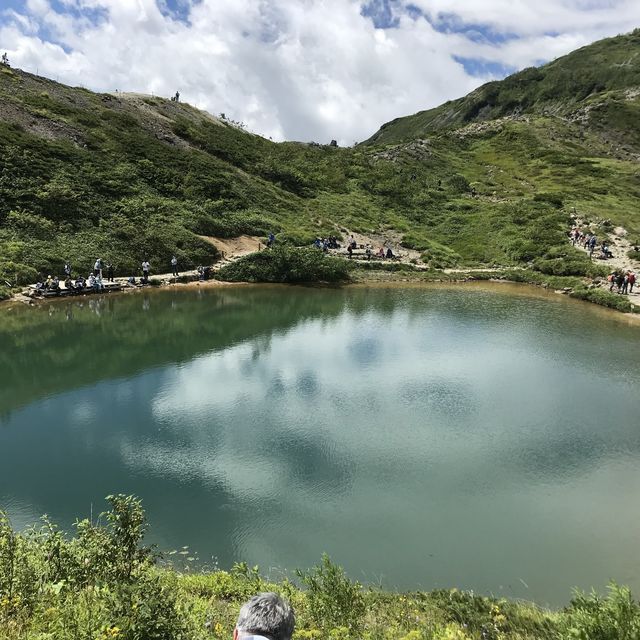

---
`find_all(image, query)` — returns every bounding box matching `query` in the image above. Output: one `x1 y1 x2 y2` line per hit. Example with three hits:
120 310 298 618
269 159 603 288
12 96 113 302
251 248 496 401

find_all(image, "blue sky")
1 0 639 142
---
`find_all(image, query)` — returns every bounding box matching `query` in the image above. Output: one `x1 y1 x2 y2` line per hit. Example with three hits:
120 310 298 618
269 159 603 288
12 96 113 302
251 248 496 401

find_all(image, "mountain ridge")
363 28 640 148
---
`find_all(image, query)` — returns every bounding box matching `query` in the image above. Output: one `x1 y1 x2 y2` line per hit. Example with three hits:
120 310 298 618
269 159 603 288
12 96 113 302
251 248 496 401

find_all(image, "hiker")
50 276 60 291
64 261 71 278
608 272 616 291
622 272 629 295
64 276 73 290
629 271 636 293
106 263 114 282
347 244 353 259
365 245 372 260
267 232 275 248
45 275 53 290
141 259 150 283
600 242 613 259
386 247 395 259
197 265 204 281
616 271 625 293
233 593 295 640
378 247 385 259
94 258 103 277
74 276 86 291
171 255 178 277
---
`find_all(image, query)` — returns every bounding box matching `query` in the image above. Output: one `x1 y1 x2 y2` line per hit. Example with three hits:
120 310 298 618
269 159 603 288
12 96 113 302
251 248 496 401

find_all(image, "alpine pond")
1 284 639 606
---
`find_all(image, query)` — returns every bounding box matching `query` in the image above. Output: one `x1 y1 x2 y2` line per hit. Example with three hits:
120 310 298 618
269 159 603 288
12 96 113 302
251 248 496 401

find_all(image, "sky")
0 0 639 144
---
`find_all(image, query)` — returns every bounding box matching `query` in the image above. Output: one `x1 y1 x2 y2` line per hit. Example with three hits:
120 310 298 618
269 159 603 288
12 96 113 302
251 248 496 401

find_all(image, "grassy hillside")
1 31 640 299
3 495 640 640
363 29 640 146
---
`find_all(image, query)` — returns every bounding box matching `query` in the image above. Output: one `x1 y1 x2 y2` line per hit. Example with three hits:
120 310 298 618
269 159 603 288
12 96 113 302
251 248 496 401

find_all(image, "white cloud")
0 0 639 144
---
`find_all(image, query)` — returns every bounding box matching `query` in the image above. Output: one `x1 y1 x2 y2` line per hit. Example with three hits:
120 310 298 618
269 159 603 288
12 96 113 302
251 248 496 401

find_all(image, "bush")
0 496 188 640
533 193 564 209
570 287 634 312
217 246 350 283
448 174 471 194
561 583 640 640
0 511 40 620
0 261 38 286
296 555 365 633
6 210 55 239
533 256 606 277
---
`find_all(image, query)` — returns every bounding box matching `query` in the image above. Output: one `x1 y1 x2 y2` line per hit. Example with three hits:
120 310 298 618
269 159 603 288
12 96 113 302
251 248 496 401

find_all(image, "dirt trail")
198 235 262 261
572 218 640 300
328 229 424 264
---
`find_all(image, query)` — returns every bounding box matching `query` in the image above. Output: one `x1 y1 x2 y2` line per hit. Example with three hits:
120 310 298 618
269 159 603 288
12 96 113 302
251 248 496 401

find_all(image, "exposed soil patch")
198 235 263 261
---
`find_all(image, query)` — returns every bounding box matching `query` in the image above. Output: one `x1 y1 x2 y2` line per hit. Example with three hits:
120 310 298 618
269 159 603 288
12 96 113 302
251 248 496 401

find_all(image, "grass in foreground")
2 496 640 639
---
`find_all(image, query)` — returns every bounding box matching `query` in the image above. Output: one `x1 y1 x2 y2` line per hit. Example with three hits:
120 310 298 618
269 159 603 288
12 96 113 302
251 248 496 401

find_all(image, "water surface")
1 284 639 605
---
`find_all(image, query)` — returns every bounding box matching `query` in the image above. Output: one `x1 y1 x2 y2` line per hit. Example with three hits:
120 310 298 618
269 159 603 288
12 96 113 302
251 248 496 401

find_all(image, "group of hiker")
569 227 637 295
569 228 614 259
34 255 184 295
312 235 396 260
608 270 636 294
312 236 341 251
35 272 108 294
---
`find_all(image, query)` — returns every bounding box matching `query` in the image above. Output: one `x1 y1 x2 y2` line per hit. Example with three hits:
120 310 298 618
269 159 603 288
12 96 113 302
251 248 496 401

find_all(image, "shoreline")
3 270 640 324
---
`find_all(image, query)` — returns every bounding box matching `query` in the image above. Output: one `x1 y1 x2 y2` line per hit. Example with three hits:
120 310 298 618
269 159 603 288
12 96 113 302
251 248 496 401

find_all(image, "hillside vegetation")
1 31 640 299
3 496 640 640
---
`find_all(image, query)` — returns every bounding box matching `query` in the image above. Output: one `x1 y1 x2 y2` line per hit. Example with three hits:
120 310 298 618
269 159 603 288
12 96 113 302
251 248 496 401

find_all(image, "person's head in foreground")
234 592 295 640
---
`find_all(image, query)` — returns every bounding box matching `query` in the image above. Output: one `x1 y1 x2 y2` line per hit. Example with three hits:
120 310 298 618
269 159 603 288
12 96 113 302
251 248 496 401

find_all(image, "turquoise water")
1 284 639 605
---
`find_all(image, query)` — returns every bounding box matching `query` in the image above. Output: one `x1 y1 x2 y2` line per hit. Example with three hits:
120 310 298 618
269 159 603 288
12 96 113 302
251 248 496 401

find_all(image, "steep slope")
363 29 640 148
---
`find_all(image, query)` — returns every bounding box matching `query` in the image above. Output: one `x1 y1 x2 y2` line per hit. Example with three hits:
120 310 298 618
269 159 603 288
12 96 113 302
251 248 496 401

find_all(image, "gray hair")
236 592 295 640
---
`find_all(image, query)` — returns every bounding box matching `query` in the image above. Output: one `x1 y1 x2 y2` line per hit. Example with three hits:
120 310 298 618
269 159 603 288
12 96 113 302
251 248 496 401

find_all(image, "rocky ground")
572 217 640 301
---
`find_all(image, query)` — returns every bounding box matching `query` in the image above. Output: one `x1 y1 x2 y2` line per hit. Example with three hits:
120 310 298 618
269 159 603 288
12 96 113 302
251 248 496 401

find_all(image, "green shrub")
570 287 634 312
533 256 605 277
354 261 417 273
0 511 40 620
627 249 640 261
561 583 640 640
296 554 365 633
533 193 564 209
6 210 55 239
0 261 38 285
217 246 350 283
448 174 471 194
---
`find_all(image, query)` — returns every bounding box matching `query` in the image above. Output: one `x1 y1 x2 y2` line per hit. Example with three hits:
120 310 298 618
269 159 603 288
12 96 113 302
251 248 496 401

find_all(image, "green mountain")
363 29 640 147
1 30 640 296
